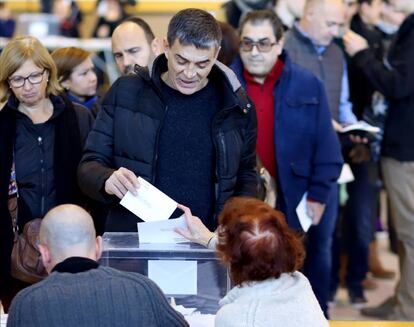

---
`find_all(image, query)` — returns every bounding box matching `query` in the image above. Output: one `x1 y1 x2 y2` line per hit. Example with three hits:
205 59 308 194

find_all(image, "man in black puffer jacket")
78 8 257 232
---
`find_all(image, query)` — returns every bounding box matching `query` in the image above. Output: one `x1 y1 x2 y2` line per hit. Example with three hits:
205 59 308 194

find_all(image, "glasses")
240 39 277 53
9 69 46 88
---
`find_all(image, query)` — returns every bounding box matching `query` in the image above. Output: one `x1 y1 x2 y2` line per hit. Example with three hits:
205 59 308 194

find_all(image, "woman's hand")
175 204 215 247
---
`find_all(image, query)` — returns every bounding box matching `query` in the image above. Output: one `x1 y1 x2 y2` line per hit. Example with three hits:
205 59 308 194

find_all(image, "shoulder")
287 62 324 97
102 74 154 108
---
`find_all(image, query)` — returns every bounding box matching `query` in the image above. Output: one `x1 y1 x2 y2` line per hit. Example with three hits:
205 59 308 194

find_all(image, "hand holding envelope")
175 204 215 247
104 167 140 199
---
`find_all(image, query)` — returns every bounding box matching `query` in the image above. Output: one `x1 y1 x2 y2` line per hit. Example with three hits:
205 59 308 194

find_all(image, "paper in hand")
120 177 177 222
296 192 313 232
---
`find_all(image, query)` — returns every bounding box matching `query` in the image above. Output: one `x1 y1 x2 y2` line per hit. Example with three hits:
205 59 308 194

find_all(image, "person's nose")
22 79 33 91
184 63 197 79
89 70 97 83
123 53 134 69
251 44 260 56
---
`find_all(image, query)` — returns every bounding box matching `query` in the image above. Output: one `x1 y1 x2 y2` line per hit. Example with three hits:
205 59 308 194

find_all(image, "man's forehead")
112 23 149 47
169 40 217 62
241 21 274 39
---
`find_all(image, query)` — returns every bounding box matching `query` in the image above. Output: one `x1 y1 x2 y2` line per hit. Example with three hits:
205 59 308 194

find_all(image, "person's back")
6 204 188 327
8 265 187 327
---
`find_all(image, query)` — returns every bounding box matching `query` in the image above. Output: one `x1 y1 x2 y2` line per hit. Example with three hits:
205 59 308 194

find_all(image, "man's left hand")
306 201 326 226
343 30 369 57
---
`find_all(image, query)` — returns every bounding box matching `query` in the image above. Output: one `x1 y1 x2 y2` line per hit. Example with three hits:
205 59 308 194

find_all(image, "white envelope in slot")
137 216 188 243
148 260 197 295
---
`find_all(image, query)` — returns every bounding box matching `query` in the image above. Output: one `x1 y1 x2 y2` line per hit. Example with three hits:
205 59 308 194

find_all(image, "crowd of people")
0 0 413 325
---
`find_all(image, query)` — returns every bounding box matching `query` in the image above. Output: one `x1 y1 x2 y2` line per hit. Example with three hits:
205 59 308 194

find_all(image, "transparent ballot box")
100 233 230 313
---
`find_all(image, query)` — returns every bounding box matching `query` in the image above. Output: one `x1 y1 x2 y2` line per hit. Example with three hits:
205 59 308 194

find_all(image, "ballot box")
100 232 230 314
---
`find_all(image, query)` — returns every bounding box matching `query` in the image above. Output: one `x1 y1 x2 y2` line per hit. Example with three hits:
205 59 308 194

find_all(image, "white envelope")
337 163 355 184
296 192 313 232
138 216 188 244
148 260 197 295
120 177 177 222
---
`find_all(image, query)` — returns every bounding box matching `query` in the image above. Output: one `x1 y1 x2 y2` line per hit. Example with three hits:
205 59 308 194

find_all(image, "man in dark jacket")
78 8 257 232
344 0 414 320
230 10 343 317
7 204 188 327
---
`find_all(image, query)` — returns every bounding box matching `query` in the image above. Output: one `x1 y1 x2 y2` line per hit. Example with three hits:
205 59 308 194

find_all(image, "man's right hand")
104 167 139 199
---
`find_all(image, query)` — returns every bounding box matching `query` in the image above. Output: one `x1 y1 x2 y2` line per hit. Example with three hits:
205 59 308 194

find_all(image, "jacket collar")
231 50 293 90
52 257 99 274
134 54 251 114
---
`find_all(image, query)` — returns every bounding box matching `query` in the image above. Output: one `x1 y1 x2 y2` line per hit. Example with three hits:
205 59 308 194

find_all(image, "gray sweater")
215 272 328 327
7 265 189 327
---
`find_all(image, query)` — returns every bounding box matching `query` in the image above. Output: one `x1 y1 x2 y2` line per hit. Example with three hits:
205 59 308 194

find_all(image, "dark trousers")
304 185 338 318
331 162 380 297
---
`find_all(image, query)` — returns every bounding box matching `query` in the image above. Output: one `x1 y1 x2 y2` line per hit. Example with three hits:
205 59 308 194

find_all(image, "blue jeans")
304 185 338 318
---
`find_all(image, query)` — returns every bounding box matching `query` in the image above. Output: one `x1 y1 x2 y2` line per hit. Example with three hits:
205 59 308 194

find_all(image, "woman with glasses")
0 36 94 312
51 47 99 114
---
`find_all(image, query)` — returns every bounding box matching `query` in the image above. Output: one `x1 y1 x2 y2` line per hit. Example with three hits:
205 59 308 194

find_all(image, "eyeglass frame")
8 69 47 88
240 38 278 53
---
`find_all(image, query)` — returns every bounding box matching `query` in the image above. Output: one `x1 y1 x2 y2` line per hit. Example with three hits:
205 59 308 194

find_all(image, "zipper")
152 104 168 184
38 136 45 216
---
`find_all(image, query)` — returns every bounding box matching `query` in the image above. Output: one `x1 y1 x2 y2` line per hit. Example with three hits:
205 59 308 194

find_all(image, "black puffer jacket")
78 55 257 231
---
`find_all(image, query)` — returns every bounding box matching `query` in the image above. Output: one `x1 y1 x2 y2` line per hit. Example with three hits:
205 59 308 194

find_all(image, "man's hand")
306 201 326 226
175 204 214 247
343 30 369 57
104 167 139 199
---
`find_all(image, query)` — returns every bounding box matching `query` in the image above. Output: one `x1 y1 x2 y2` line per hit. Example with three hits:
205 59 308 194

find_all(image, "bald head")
112 20 159 75
300 0 346 45
40 205 100 270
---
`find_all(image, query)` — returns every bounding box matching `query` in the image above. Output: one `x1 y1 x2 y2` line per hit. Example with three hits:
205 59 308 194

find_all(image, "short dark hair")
121 16 155 44
218 21 240 65
216 197 305 286
239 10 284 42
167 8 222 49
357 0 374 4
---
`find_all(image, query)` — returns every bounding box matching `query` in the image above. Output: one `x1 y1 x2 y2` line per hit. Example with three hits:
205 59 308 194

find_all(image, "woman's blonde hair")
0 36 62 102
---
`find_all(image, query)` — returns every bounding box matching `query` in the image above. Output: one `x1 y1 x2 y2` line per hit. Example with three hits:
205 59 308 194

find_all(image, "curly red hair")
216 197 305 285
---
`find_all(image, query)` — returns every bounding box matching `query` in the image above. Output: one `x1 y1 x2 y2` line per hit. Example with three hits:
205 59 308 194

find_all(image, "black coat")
78 55 258 232
0 94 93 297
352 13 414 161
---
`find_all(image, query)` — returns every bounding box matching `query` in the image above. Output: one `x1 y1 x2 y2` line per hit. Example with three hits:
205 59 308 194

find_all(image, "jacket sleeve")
233 99 258 197
77 83 119 203
307 80 343 203
352 34 414 100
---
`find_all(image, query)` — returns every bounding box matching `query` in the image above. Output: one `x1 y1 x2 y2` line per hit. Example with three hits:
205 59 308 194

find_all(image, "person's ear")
151 37 164 56
61 79 70 91
95 236 103 261
38 243 52 274
214 46 221 61
276 36 285 56
163 38 170 59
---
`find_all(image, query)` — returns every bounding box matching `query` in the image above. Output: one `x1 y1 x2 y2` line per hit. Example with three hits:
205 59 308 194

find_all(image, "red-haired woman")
177 198 327 327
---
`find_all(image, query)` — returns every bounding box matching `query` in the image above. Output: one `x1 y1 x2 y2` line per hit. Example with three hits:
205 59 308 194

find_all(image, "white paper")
337 163 355 184
340 120 380 134
148 260 197 295
184 313 216 327
296 192 313 232
1 315 8 327
138 216 188 243
173 305 197 316
120 177 177 222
